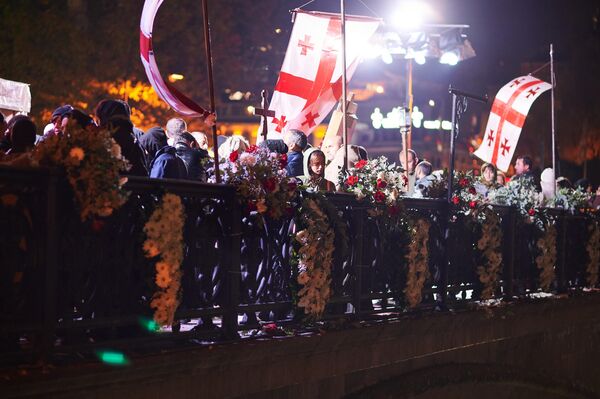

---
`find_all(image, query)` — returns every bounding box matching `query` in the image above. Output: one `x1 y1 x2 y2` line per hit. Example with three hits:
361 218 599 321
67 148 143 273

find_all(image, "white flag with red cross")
474 75 551 172
262 10 380 141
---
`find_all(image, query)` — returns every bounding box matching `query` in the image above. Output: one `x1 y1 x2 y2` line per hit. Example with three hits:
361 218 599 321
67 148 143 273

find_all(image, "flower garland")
31 126 130 221
586 221 600 287
535 222 557 291
211 144 297 220
143 193 186 326
476 210 503 299
548 187 592 213
294 197 335 318
404 218 431 308
341 156 408 205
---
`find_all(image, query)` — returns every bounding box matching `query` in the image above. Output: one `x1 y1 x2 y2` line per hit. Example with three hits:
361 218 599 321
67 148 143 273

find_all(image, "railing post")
222 191 241 339
352 207 364 315
503 207 516 300
440 204 450 305
40 170 58 363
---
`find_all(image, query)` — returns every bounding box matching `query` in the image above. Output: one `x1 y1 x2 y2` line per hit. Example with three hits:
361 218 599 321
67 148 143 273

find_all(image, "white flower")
239 152 257 167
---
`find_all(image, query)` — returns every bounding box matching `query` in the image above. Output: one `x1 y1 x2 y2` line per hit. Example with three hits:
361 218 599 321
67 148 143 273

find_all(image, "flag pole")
550 43 556 198
341 0 348 172
202 0 220 183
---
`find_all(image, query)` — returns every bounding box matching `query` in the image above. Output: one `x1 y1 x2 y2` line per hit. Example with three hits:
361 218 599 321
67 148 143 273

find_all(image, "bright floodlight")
381 50 394 65
414 52 426 65
392 1 432 31
440 51 459 66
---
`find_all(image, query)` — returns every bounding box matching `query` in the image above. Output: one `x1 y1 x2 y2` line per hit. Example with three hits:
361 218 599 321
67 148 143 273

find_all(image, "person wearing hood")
301 147 334 192
138 126 168 170
149 144 187 179
94 99 147 176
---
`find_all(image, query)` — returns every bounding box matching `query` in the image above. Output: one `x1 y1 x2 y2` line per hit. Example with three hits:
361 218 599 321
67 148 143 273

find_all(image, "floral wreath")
293 197 335 318
404 218 431 308
143 193 186 326
586 221 600 287
31 126 130 221
212 144 297 221
341 156 407 214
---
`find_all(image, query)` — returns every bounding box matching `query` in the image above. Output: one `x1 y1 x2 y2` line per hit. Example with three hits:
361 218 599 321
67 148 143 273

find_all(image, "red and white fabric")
474 75 551 172
140 0 211 118
262 10 380 141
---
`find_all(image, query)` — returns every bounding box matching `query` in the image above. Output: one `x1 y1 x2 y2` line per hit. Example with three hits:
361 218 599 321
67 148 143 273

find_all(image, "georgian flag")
262 10 380 140
140 0 211 118
474 75 551 172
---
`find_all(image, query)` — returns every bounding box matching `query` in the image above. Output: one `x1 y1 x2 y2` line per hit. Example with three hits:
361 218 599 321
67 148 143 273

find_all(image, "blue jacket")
286 151 304 177
149 146 187 179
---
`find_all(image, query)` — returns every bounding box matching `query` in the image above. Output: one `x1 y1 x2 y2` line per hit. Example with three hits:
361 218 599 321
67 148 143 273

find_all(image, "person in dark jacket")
283 129 307 177
149 145 187 179
138 126 168 171
174 132 209 182
94 99 148 176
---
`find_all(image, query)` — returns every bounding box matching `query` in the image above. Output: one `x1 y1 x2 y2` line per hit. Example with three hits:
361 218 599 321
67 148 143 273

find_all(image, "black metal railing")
0 165 597 366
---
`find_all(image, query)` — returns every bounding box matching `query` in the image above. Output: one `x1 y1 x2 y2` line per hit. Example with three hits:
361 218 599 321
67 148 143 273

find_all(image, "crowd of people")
1 98 599 209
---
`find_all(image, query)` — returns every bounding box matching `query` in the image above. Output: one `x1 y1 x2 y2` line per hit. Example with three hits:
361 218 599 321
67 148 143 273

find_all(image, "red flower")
528 208 536 216
374 191 386 203
469 200 477 209
346 175 359 186
229 151 239 162
376 178 387 189
388 205 399 216
247 144 258 153
279 153 288 169
263 177 277 192
452 196 460 205
354 159 368 169
402 174 409 184
459 178 469 187
468 186 477 195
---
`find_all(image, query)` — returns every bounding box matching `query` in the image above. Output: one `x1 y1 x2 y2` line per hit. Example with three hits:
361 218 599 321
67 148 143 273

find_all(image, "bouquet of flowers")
449 171 486 214
341 156 408 207
32 126 130 221
548 187 591 213
211 144 297 219
487 176 542 217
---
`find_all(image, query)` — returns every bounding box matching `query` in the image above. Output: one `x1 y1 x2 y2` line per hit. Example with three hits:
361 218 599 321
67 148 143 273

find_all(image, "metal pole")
406 58 413 149
202 0 220 183
550 43 556 198
341 0 348 172
447 93 457 203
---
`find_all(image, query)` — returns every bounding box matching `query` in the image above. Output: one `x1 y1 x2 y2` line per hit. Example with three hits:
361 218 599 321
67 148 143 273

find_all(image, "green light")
138 316 159 332
97 350 129 366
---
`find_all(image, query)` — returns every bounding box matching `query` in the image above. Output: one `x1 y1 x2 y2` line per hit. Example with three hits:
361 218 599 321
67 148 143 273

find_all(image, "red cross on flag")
140 0 211 119
474 75 551 172
261 10 380 141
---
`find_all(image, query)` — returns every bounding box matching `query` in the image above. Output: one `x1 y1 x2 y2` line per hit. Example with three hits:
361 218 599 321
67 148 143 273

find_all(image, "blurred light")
381 50 393 64
168 74 184 83
375 85 385 94
441 120 453 130
414 52 426 65
392 1 432 31
228 91 244 101
138 317 159 332
428 99 435 107
274 28 282 34
259 46 268 52
424 120 441 129
440 51 459 65
246 106 255 114
363 44 385 59
412 106 423 128
97 351 129 366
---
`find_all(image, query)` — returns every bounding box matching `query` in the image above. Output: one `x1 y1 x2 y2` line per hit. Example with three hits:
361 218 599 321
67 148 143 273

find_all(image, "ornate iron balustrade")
0 166 597 366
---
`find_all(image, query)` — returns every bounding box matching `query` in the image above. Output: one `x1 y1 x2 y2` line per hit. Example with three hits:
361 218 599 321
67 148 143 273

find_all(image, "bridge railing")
0 166 597 365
